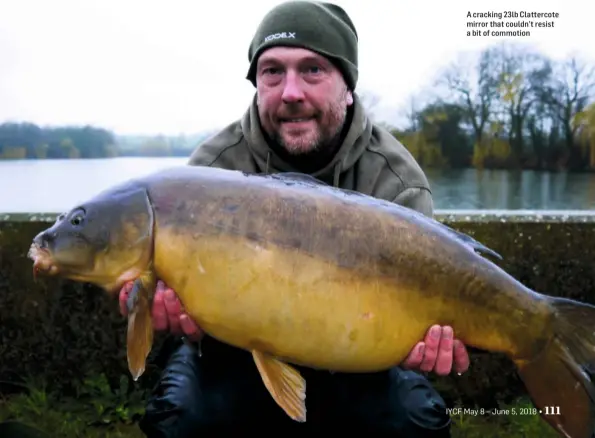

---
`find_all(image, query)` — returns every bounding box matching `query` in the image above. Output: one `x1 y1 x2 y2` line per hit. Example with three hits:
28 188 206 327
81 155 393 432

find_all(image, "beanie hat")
246 1 359 90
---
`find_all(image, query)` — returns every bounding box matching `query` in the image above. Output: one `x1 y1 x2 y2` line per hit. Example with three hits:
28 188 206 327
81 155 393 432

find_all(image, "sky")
0 0 592 136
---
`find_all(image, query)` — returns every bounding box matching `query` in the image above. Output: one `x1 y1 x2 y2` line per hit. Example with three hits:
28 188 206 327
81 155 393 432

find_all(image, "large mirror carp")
28 165 595 438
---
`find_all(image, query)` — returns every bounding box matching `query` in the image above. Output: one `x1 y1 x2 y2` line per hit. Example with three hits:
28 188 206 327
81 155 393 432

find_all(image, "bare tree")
490 42 551 163
437 46 500 145
538 55 595 151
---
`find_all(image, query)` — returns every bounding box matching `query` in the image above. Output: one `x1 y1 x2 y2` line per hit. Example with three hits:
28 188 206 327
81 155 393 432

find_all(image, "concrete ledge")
437 209 595 222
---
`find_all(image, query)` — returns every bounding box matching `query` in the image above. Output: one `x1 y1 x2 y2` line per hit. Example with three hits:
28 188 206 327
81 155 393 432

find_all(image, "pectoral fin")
252 350 306 422
126 274 155 381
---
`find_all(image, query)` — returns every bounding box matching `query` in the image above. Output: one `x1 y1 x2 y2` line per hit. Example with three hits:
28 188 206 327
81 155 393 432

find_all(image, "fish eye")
70 209 86 226
71 215 83 226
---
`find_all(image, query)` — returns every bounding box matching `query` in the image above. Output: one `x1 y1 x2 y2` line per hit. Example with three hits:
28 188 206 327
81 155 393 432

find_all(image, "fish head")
28 183 154 295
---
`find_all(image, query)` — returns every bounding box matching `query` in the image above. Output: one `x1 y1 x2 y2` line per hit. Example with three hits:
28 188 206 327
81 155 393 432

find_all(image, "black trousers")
139 336 451 437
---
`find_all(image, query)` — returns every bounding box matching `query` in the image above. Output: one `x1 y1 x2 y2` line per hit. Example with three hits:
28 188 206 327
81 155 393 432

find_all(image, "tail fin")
514 296 595 438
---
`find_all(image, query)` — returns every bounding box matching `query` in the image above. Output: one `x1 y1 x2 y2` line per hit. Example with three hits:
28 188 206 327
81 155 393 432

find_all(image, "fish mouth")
28 243 59 280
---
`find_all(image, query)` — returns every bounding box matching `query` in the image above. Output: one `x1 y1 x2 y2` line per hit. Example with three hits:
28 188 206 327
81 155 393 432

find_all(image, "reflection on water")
0 158 594 213
426 168 595 210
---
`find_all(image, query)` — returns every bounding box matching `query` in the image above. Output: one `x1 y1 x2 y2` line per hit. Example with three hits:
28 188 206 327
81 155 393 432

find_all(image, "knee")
139 341 208 437
138 338 281 437
392 369 451 436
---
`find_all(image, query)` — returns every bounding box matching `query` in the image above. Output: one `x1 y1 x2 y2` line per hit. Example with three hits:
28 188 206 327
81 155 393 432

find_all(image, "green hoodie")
188 94 434 217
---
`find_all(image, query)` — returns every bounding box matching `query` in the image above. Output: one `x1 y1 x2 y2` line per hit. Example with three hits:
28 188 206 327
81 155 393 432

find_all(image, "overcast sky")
1 0 592 136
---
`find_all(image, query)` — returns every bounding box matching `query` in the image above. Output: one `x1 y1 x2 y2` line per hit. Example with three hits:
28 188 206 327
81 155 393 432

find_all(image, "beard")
271 101 347 156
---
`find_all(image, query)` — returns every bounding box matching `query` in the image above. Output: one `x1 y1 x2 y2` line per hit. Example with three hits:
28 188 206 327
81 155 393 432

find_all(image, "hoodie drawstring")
332 162 341 188
265 151 271 175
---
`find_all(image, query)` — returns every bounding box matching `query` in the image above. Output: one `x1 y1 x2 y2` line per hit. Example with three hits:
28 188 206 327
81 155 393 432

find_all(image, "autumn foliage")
382 41 595 172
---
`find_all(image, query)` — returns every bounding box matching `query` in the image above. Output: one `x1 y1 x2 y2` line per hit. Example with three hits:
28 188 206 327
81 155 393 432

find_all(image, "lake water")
1 157 594 214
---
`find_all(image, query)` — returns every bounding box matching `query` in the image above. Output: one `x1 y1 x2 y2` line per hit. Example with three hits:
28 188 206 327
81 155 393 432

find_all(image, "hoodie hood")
240 93 372 187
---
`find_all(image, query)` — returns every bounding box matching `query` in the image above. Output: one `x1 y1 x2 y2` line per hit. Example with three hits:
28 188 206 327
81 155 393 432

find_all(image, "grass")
0 374 560 437
449 397 559 438
0 374 147 438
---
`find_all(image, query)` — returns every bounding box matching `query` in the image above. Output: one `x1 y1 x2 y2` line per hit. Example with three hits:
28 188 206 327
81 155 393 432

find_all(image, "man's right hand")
119 280 204 342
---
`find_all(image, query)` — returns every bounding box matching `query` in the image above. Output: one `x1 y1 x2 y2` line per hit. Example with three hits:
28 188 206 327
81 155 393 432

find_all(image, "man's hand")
119 280 203 342
402 325 470 376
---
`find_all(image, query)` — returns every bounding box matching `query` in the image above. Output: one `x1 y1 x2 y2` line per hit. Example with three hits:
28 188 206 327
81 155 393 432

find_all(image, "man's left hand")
401 325 470 376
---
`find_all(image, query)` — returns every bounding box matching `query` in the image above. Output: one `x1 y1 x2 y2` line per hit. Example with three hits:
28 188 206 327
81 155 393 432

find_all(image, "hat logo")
264 32 296 42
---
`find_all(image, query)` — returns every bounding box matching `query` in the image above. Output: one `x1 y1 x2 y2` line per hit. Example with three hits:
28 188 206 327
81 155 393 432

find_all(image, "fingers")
152 281 183 335
401 344 423 369
163 287 183 336
120 279 205 341
151 281 169 331
118 281 134 316
401 342 425 369
150 280 203 339
453 339 471 374
403 325 468 377
180 314 204 342
433 326 454 376
419 325 442 372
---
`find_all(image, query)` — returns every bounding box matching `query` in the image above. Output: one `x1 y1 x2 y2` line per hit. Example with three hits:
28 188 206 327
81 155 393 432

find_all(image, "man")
119 1 470 436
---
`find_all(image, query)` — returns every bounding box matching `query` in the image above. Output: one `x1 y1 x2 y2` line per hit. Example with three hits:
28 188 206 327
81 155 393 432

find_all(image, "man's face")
255 46 354 155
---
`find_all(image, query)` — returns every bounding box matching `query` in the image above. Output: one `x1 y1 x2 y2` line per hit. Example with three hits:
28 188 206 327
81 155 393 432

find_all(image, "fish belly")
154 232 438 372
